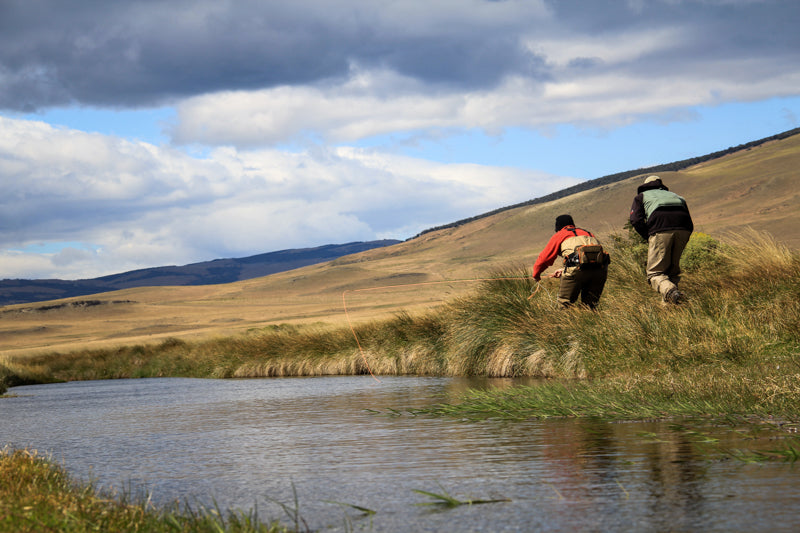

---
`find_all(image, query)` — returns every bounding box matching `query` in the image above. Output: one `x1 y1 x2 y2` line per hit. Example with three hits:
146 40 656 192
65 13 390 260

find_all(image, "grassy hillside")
1 131 799 357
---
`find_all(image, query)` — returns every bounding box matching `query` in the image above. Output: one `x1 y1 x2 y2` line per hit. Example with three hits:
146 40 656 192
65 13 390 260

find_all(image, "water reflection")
2 377 799 532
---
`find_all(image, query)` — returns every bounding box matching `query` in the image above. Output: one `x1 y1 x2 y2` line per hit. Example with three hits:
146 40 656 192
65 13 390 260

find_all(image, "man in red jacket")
532 215 609 309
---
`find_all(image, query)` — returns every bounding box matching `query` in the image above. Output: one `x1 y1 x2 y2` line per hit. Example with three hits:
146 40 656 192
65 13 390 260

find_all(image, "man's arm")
532 233 563 280
629 194 649 240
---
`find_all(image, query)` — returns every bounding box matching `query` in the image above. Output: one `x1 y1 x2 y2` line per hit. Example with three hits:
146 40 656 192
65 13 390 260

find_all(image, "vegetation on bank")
0 448 290 532
420 228 800 421
2 228 799 422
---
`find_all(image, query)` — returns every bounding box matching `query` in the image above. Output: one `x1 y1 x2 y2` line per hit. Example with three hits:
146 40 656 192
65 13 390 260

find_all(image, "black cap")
555 214 574 232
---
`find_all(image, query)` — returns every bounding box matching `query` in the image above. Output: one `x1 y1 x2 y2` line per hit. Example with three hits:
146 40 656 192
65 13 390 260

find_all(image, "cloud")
171 58 800 148
0 0 551 111
162 1 800 148
4 0 797 116
4 2 799 148
0 116 574 278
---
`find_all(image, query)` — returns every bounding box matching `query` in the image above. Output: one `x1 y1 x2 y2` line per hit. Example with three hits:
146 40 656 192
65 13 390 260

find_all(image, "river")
2 376 799 531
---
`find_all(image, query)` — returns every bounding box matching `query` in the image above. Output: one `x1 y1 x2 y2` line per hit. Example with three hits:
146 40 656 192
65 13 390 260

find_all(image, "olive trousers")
558 266 608 309
646 230 692 299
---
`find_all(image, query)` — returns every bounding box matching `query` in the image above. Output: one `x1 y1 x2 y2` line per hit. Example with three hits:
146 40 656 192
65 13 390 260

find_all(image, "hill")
0 240 400 306
414 126 800 237
1 129 798 357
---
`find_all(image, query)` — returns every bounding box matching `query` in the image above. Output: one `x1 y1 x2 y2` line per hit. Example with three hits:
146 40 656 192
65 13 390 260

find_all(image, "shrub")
682 232 729 273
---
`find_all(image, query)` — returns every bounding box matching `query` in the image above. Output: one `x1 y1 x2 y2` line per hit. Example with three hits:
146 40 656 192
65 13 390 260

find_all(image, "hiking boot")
664 288 684 304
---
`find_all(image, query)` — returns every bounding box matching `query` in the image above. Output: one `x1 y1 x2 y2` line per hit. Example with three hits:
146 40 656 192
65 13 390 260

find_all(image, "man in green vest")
629 176 694 304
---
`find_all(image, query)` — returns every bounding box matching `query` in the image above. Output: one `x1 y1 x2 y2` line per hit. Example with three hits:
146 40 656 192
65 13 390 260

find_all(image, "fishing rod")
528 270 561 300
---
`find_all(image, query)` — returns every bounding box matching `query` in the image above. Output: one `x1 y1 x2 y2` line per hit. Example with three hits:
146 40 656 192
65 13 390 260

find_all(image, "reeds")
412 483 510 507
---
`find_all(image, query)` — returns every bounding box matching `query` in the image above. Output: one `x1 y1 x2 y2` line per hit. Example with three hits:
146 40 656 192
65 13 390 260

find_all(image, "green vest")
642 189 686 220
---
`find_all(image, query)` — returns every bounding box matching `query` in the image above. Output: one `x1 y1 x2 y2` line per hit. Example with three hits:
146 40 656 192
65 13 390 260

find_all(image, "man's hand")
552 268 564 278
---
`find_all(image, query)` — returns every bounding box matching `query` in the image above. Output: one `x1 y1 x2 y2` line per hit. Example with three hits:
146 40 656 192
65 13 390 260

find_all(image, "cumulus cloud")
172 58 800 148
0 116 574 278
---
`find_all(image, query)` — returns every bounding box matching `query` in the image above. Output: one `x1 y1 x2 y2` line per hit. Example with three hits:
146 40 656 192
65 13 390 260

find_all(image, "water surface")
2 376 799 531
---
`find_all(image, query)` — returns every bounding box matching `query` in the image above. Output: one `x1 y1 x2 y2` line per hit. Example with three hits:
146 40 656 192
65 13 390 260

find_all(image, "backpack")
571 244 610 269
563 228 611 269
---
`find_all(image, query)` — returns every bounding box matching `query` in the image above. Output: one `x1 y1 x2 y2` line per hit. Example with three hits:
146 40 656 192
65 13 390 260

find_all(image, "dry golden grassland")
1 132 799 359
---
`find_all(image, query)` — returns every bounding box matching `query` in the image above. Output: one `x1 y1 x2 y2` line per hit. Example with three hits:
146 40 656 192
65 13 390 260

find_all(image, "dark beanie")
555 214 574 232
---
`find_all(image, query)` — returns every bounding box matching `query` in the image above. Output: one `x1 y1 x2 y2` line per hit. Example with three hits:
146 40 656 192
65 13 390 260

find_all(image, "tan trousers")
558 266 608 309
646 230 691 298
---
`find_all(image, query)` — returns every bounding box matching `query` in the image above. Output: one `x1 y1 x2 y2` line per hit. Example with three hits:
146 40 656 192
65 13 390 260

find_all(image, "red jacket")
532 225 596 280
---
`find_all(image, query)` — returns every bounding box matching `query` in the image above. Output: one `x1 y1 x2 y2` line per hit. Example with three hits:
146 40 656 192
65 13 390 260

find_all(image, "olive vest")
642 189 687 221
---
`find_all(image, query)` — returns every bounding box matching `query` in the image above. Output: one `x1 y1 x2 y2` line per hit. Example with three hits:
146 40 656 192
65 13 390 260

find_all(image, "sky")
1 0 799 280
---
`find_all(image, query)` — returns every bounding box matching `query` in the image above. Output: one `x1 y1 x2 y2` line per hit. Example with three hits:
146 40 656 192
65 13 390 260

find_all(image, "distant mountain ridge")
0 240 401 306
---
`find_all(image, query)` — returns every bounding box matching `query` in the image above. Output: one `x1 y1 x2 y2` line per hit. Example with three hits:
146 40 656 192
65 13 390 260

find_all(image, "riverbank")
3 229 799 422
0 448 291 532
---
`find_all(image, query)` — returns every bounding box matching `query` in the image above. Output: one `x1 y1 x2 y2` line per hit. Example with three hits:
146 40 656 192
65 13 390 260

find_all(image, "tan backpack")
562 229 610 269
